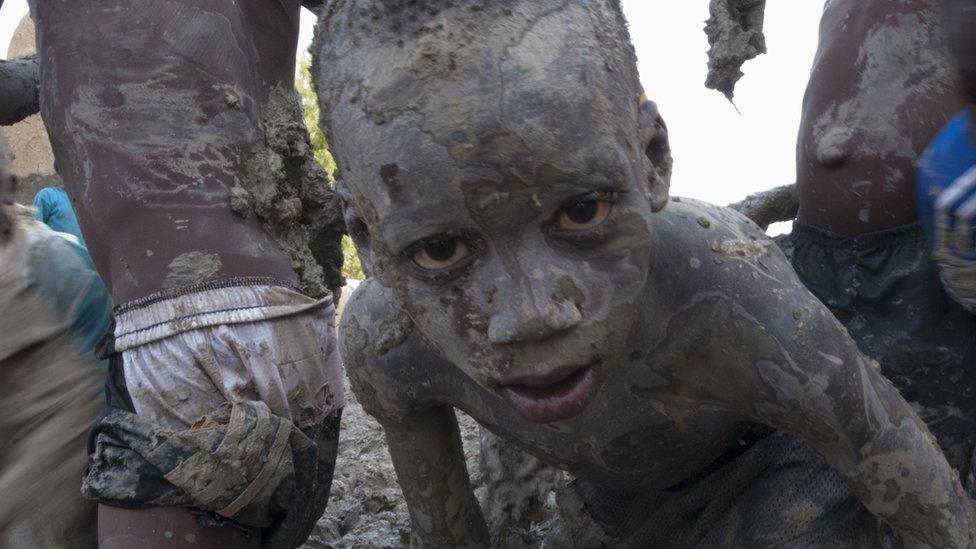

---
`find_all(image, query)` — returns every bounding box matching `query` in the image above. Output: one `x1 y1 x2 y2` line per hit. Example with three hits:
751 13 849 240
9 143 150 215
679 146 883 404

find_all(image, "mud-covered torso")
796 0 963 235
345 199 837 491
34 0 342 302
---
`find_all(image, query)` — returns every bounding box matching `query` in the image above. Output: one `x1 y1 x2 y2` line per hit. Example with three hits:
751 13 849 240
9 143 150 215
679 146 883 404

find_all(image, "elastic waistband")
788 221 924 249
112 277 333 353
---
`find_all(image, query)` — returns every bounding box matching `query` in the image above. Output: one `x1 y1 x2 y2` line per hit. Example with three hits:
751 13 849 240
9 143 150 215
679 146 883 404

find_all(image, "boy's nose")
487 293 582 344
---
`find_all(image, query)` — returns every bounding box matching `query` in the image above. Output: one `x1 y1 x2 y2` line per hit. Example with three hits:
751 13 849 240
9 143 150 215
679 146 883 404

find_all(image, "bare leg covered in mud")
316 2 975 547
33 1 344 546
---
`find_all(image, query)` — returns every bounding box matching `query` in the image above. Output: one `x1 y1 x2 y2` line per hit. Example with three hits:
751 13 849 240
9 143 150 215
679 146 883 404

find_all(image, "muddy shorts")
553 429 885 548
779 222 976 474
83 277 344 547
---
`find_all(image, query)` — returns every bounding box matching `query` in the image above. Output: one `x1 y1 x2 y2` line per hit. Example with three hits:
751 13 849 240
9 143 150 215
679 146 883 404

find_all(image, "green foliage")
296 57 365 280
296 57 338 180
341 234 366 280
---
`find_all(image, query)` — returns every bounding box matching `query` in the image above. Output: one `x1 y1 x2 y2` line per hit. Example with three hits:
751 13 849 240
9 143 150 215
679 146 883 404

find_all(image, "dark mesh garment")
572 428 887 548
779 222 976 474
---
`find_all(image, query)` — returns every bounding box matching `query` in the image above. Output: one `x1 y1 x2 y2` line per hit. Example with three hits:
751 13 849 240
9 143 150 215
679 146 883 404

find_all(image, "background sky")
1 1 823 209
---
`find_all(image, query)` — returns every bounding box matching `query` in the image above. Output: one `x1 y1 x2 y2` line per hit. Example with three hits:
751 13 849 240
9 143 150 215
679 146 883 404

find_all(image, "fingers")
955 191 976 253
935 165 976 257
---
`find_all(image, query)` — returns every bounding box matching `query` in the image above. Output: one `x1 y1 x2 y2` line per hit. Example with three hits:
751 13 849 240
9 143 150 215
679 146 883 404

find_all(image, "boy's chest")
454 381 750 490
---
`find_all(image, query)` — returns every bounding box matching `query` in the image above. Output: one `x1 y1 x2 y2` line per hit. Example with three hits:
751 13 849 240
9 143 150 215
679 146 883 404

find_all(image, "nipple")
815 126 854 168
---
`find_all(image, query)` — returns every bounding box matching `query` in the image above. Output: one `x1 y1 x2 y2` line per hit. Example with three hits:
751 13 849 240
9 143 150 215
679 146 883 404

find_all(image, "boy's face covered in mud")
321 2 670 423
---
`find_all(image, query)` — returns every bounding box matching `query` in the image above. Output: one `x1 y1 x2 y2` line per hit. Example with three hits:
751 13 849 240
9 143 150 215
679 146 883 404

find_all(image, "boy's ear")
335 179 386 283
638 97 672 212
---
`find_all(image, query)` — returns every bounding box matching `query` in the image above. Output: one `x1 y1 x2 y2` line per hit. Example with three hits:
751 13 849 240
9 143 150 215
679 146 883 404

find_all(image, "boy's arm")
380 406 490 548
743 300 974 547
340 284 489 548
674 203 973 545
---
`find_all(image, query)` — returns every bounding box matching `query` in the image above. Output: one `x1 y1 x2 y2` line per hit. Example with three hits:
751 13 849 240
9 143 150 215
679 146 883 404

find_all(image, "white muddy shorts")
106 278 343 431
83 278 345 543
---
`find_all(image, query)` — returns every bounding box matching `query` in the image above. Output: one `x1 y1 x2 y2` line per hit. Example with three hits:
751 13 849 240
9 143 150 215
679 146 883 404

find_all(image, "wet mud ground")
303 373 486 548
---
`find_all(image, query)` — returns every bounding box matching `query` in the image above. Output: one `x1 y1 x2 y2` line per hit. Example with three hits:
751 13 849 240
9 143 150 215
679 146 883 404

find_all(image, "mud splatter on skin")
810 11 955 171
374 308 414 357
795 0 962 234
238 85 344 298
228 185 252 218
163 250 222 288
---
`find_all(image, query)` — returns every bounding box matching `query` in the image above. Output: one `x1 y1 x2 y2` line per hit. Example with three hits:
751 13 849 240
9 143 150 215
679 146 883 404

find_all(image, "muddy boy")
315 1 975 546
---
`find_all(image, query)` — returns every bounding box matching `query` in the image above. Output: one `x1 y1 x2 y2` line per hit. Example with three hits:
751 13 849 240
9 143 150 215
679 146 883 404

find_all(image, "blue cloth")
26 231 112 359
917 110 976 248
32 187 85 246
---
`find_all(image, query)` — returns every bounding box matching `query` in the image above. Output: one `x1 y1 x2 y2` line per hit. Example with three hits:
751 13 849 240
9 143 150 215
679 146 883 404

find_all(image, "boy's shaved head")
313 0 660 209
312 0 671 406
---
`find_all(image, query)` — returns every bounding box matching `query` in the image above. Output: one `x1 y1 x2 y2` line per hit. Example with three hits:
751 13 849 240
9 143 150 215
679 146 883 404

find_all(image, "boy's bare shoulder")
653 197 799 293
338 279 452 421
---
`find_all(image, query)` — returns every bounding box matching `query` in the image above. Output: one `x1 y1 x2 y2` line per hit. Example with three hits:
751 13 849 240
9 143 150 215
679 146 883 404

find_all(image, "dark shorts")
570 429 883 548
780 222 976 473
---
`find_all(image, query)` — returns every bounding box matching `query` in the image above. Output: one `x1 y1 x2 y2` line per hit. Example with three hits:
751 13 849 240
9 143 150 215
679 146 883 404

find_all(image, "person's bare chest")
422 355 752 490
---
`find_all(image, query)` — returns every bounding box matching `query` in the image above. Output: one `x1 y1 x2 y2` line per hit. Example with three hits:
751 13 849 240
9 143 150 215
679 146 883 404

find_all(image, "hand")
933 165 976 313
0 171 16 243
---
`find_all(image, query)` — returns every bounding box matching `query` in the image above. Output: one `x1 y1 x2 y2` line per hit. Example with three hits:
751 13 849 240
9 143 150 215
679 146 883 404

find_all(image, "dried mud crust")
234 85 345 298
304 374 558 549
704 0 767 100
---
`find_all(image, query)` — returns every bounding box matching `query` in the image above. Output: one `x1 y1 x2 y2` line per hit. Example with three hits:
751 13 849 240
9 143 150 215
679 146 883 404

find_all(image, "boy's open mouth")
500 362 598 423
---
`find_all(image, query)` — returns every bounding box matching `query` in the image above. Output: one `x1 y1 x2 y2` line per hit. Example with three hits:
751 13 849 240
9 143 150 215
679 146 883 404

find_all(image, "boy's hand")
933 165 976 312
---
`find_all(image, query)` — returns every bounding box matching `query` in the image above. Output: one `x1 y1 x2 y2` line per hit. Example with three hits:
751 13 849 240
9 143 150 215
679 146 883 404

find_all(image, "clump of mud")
233 85 345 298
704 0 767 100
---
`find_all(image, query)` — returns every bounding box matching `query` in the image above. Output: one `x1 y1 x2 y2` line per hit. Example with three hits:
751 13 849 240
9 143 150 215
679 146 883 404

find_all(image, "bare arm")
727 184 798 230
661 200 973 545
0 55 39 126
381 406 490 548
746 302 974 546
340 286 489 548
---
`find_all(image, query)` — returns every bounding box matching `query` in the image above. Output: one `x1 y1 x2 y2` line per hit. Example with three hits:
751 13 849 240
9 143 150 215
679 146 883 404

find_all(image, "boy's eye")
557 198 613 231
412 238 470 270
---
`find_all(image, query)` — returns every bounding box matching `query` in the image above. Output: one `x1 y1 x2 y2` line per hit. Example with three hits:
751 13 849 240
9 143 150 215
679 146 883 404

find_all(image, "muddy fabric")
567 429 884 548
105 280 343 430
0 205 101 548
917 110 976 313
917 111 976 249
84 402 341 548
1 203 111 358
779 222 976 473
85 280 344 547
25 214 111 357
